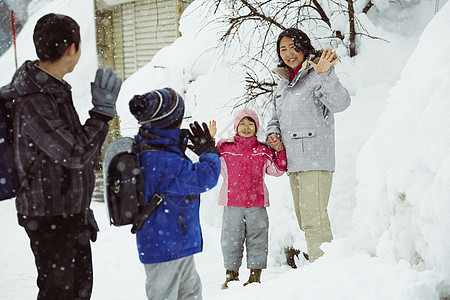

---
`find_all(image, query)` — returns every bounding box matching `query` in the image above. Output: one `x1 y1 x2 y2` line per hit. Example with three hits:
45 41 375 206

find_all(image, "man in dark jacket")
1 14 121 299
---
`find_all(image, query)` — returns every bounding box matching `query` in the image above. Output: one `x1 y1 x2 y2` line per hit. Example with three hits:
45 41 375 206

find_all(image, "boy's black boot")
243 269 261 286
221 269 239 289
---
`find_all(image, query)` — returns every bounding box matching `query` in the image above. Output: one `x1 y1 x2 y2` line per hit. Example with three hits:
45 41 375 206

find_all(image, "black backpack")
0 87 45 201
103 136 165 234
0 97 19 200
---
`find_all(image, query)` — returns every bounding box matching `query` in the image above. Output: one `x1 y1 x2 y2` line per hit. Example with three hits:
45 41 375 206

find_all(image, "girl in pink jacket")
209 108 287 289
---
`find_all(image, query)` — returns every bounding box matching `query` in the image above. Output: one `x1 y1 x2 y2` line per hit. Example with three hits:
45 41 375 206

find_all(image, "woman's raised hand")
208 120 217 138
310 48 338 74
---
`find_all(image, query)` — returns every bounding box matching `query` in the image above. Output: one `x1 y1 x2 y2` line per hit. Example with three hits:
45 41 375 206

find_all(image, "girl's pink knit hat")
233 108 260 133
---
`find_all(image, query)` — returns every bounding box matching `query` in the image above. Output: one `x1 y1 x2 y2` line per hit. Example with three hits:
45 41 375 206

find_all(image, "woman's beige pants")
289 170 333 262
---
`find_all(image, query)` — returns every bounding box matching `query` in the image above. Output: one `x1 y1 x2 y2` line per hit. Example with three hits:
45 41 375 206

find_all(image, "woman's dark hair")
33 13 80 62
276 28 315 67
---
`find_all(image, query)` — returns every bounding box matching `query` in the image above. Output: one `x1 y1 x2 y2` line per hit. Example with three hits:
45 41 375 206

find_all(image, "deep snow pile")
352 1 450 290
1 0 450 299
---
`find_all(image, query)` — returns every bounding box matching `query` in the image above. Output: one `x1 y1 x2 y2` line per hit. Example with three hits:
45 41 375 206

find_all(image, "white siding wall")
100 0 179 79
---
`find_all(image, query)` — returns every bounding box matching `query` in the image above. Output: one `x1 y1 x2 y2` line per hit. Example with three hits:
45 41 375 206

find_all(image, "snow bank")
353 1 450 294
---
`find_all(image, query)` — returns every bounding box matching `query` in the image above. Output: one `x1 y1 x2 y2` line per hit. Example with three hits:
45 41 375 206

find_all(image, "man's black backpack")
103 136 164 234
0 98 19 200
0 86 45 201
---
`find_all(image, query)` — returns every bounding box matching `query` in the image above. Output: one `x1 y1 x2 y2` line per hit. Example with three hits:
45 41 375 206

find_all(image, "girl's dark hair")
276 28 315 67
241 116 256 125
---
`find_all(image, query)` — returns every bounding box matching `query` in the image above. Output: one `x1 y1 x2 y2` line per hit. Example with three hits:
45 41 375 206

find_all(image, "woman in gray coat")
267 28 351 262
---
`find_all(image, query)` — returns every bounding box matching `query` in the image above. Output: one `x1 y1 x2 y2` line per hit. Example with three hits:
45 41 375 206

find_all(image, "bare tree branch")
208 0 388 112
311 0 332 27
239 0 286 29
362 1 374 13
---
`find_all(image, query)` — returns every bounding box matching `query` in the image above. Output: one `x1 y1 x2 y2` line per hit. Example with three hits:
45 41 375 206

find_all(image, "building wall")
95 0 190 79
94 0 191 151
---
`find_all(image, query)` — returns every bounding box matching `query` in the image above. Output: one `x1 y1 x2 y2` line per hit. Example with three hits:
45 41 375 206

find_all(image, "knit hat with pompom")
129 88 185 129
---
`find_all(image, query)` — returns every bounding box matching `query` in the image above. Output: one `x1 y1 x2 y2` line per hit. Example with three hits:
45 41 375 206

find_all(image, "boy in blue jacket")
129 88 221 300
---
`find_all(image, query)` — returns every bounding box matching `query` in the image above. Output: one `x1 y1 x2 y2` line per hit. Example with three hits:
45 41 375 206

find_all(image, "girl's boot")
243 269 261 286
221 269 239 289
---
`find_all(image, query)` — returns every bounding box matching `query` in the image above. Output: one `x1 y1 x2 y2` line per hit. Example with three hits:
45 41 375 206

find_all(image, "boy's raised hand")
208 120 217 138
187 121 220 156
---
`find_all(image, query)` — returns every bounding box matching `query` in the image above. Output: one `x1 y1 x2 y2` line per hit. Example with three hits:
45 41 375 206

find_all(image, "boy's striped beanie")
129 87 185 129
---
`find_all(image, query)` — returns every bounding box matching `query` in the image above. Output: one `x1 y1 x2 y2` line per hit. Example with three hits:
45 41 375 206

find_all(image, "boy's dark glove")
187 121 220 156
85 209 100 242
91 68 122 119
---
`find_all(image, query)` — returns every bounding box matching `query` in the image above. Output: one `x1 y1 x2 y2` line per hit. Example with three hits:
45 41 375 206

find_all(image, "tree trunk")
347 0 357 57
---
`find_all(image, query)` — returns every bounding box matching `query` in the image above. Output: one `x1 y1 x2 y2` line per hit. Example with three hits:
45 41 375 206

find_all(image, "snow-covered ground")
1 0 450 299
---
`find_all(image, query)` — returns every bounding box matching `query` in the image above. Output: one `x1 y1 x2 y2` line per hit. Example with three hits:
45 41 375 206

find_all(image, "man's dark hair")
276 28 315 68
33 13 80 62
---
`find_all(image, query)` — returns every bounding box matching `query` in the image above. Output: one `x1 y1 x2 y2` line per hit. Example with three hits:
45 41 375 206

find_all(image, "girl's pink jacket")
217 135 287 208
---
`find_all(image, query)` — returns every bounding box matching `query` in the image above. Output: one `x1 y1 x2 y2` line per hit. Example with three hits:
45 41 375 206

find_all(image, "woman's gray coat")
267 63 351 173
